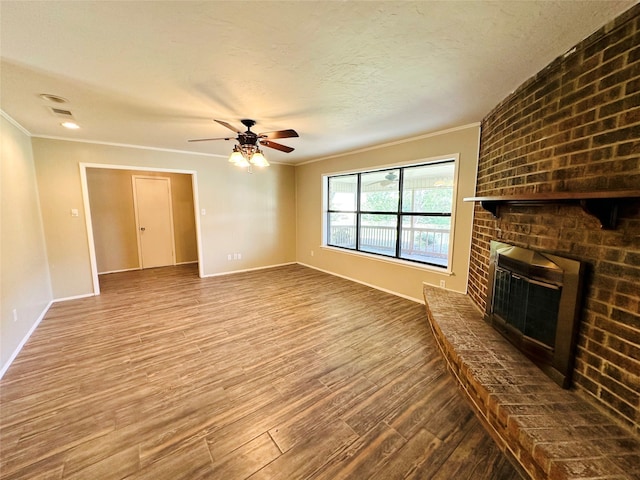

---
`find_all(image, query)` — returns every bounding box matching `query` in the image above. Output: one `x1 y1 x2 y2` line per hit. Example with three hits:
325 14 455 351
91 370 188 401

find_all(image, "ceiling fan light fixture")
234 156 250 168
250 149 269 167
229 146 245 164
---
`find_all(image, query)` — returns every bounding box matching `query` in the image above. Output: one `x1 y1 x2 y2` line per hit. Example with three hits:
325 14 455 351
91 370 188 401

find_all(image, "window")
326 160 455 268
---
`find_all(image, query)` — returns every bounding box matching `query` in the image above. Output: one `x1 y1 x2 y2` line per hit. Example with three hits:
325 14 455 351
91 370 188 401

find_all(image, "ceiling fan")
188 119 299 153
368 172 399 187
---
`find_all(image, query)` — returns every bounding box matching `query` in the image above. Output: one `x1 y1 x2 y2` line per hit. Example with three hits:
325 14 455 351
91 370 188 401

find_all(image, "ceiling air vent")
39 93 68 103
49 107 74 118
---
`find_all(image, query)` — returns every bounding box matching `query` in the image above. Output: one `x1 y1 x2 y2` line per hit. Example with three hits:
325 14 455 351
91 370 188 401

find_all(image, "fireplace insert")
485 241 585 388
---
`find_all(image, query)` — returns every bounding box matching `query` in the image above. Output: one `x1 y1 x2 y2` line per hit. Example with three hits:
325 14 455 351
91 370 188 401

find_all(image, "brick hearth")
424 285 640 480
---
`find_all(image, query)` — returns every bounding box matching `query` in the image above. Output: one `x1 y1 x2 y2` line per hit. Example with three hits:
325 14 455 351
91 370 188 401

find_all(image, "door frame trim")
79 163 202 295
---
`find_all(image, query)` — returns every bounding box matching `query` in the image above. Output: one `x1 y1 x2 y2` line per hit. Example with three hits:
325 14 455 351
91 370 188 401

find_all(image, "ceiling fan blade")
259 129 299 139
188 137 234 142
214 119 242 133
260 139 294 153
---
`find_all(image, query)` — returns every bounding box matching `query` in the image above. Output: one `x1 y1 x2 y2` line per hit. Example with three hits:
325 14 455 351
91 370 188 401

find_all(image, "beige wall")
32 138 296 298
11 125 475 312
87 168 197 273
2 122 476 372
295 124 480 301
1 116 53 372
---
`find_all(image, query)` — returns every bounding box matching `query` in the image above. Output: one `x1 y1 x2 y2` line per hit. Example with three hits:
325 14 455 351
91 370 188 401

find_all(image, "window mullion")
355 173 361 251
395 168 404 258
326 178 331 245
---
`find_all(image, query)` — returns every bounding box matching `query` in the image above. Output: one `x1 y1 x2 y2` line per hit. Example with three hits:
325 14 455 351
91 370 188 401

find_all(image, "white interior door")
133 176 176 269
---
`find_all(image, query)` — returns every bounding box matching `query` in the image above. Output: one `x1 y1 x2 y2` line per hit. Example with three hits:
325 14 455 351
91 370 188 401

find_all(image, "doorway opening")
80 163 202 295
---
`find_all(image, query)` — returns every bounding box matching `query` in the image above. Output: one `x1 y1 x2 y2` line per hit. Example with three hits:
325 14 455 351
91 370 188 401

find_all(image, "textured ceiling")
0 1 635 164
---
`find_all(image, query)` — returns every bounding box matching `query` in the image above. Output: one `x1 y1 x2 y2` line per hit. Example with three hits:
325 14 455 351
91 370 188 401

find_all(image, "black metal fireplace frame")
485 241 585 388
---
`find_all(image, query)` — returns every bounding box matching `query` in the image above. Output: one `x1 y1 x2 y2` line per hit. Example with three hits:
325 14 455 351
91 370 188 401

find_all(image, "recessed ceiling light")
61 121 80 129
40 93 68 103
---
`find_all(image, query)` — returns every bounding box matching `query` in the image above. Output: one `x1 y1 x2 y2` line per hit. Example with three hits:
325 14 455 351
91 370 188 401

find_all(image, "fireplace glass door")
493 267 562 349
486 241 585 388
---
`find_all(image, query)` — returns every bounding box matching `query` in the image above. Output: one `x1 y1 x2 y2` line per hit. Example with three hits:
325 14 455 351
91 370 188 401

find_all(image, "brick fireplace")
467 3 640 435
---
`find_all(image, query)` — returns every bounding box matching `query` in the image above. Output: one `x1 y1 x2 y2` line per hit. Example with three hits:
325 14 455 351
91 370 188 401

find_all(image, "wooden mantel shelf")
464 190 640 229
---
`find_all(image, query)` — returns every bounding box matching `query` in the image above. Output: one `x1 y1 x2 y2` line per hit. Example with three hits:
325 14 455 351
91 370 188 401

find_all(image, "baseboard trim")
98 262 197 275
98 267 141 275
296 262 425 304
201 262 297 278
0 300 53 380
52 293 96 303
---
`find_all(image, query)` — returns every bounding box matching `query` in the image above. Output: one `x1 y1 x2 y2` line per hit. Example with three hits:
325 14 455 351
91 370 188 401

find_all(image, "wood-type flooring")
0 264 521 479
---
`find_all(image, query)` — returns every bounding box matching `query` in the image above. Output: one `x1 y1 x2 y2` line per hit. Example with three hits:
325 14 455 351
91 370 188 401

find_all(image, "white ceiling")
1 1 635 165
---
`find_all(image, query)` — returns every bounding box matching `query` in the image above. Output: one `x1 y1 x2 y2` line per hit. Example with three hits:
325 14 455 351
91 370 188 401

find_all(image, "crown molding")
1 110 32 137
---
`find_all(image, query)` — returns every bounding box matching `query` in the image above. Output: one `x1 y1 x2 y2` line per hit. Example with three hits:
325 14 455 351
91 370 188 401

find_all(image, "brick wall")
467 5 640 433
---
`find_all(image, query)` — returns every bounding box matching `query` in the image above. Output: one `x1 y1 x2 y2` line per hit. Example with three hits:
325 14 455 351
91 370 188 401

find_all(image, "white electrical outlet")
439 280 446 288
12 308 18 322
227 254 232 261
237 253 242 260
310 250 314 257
